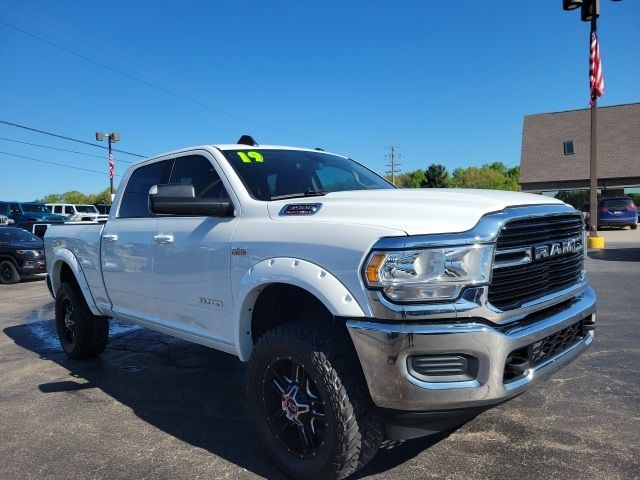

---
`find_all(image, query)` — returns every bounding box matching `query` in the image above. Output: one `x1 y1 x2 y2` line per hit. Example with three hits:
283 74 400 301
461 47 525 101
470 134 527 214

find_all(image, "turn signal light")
365 254 385 283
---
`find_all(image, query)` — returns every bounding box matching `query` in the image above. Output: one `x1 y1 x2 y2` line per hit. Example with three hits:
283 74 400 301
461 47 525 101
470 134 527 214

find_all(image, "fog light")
408 354 478 383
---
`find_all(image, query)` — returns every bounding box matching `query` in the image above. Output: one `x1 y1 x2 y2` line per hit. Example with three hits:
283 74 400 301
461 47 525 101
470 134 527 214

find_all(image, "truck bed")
45 223 109 311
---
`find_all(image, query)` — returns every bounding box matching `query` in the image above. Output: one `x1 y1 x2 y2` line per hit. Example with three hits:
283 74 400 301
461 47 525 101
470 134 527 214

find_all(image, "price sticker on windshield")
237 151 264 163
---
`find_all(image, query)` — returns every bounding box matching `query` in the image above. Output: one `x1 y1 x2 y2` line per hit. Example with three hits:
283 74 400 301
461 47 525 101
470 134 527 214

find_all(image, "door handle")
153 234 174 244
102 234 118 242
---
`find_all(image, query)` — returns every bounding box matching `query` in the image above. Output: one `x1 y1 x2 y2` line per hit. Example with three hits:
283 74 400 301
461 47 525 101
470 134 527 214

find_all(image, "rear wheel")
55 282 109 359
0 260 20 284
248 321 382 480
631 224 637 230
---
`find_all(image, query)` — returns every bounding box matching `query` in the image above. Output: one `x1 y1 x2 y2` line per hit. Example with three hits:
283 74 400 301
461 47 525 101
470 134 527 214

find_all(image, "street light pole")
95 131 120 202
562 0 621 248
588 15 598 237
108 135 114 198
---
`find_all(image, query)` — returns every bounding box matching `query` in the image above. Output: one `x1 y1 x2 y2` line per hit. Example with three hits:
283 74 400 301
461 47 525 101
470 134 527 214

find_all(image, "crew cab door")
152 153 237 346
101 159 172 322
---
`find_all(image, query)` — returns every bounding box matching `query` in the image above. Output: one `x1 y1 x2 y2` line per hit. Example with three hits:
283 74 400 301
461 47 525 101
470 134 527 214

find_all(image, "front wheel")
55 282 109 359
248 321 382 480
0 260 20 284
631 224 637 230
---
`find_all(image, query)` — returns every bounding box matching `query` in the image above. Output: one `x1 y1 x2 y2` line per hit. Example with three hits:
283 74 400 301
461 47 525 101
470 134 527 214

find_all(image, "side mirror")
149 184 234 217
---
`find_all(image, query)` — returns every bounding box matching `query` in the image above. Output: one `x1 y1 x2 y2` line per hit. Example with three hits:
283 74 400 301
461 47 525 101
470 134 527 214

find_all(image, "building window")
563 140 575 155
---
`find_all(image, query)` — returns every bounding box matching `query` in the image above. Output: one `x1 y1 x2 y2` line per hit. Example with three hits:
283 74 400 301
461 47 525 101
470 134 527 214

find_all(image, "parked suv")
46 203 108 222
582 196 638 230
0 202 67 236
0 227 46 283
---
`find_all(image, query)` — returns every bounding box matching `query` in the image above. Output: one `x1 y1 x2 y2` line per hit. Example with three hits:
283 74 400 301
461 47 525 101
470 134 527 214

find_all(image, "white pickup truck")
45 139 596 480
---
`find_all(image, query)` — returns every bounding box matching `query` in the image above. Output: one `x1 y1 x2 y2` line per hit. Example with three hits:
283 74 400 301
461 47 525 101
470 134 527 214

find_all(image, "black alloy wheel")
263 356 327 458
0 260 20 284
248 320 382 480
60 297 75 345
54 282 109 359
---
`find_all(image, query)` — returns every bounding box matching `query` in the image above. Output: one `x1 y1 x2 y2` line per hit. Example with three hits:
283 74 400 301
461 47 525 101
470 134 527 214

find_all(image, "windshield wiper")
270 191 328 201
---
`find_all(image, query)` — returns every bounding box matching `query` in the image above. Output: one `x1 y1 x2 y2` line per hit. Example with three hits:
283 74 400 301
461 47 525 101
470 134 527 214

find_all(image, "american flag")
589 28 604 105
109 152 115 178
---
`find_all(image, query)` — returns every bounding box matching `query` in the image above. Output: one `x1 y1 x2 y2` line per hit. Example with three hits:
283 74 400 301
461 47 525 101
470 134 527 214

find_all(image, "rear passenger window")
170 155 230 201
119 160 172 218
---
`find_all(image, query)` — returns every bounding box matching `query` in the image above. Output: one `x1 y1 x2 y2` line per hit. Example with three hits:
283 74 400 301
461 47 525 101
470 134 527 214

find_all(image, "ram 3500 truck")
45 141 596 480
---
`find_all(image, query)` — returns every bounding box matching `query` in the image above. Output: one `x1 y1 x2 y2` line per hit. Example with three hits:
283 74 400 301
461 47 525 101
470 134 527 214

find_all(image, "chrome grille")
489 215 584 310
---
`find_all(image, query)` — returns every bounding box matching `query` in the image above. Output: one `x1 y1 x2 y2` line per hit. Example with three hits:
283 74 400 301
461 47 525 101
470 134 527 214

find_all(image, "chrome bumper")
347 287 596 411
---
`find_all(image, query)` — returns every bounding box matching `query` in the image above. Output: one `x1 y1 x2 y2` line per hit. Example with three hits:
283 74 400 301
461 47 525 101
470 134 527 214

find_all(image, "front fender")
234 257 366 361
49 248 101 316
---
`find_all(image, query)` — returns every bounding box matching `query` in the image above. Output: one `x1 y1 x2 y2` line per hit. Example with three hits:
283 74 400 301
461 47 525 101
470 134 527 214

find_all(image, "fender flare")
50 248 102 316
234 257 366 361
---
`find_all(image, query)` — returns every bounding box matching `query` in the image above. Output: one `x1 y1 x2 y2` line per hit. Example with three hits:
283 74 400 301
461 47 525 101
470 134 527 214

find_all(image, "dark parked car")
581 196 638 230
0 227 46 284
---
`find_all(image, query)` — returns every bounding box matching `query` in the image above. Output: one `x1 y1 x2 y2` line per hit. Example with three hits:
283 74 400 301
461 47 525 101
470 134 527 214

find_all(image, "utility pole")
385 146 401 185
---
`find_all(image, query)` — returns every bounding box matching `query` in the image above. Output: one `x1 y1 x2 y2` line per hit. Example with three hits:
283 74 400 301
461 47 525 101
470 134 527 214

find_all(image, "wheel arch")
50 249 101 316
234 257 366 361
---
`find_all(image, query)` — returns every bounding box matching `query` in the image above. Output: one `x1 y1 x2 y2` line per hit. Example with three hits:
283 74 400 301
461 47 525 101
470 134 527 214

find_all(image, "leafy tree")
385 170 424 188
423 164 449 188
36 187 113 204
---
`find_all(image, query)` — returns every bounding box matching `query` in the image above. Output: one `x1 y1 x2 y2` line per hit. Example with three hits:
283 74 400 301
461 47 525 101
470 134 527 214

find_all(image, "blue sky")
1 0 638 201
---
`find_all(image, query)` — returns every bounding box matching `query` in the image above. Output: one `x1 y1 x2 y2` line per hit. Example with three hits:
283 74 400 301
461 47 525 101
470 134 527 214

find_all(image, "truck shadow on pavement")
4 310 450 479
588 247 640 262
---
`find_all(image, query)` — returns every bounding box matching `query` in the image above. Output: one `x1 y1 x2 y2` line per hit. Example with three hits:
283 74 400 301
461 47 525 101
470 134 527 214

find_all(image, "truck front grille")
488 215 584 310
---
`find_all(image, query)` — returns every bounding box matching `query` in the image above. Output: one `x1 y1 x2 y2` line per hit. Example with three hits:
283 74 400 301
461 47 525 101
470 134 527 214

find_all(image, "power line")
0 19 366 148
0 119 145 158
0 136 132 163
0 150 122 177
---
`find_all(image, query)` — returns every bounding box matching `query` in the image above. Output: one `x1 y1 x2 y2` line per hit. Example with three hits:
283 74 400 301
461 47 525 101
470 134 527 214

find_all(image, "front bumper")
18 260 46 275
347 286 596 411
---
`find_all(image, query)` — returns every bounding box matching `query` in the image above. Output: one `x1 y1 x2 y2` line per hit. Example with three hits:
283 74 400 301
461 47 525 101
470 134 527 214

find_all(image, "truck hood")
267 189 567 235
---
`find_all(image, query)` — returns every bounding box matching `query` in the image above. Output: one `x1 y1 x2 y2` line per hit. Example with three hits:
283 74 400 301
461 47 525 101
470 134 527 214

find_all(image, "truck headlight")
363 244 493 302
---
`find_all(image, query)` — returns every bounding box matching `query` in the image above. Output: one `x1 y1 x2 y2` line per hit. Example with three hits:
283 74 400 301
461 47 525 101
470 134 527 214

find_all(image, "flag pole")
588 16 598 238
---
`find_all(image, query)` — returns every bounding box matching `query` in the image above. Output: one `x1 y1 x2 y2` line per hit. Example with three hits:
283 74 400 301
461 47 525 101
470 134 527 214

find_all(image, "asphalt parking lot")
1 230 639 480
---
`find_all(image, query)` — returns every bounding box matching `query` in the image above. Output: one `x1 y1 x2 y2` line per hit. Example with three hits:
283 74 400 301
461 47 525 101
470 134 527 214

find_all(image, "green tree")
36 187 113 204
385 170 425 188
423 164 449 188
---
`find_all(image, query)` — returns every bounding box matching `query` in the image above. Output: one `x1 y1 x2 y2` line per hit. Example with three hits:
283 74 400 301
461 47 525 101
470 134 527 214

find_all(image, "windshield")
22 203 49 213
76 205 98 213
0 228 41 244
222 149 394 201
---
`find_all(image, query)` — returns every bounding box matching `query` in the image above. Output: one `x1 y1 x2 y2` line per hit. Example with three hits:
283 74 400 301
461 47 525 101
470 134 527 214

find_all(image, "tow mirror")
149 184 234 217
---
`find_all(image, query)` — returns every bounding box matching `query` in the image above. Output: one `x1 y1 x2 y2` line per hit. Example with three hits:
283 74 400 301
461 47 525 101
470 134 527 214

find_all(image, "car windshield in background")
222 149 394 201
22 203 49 213
75 205 98 213
0 228 41 244
602 198 634 209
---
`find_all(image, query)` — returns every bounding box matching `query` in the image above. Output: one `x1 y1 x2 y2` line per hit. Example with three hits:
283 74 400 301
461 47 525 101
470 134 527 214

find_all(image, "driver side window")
170 155 230 201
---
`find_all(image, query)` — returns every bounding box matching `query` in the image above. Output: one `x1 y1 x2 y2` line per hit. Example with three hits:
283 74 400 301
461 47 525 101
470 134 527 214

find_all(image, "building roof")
520 103 640 191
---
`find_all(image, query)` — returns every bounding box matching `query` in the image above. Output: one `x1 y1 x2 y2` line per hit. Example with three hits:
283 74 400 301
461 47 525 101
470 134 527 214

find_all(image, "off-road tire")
248 320 382 480
0 260 20 284
55 282 109 359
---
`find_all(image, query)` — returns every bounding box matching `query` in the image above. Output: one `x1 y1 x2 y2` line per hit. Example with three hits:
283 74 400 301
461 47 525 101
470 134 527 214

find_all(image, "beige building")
520 102 640 195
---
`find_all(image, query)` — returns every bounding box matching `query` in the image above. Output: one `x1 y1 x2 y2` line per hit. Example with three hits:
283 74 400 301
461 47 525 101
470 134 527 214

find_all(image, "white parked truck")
45 139 596 480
